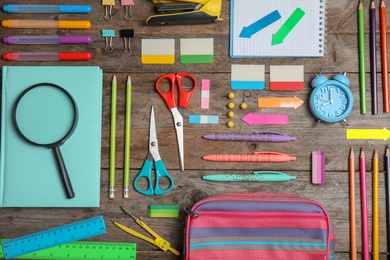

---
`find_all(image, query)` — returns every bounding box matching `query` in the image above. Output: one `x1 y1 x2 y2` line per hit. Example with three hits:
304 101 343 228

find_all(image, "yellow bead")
227 111 235 118
227 92 235 99
240 102 247 110
227 102 235 109
227 121 234 128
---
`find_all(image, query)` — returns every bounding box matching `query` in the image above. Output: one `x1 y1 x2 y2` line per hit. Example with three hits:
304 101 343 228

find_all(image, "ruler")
0 240 136 259
1 216 107 259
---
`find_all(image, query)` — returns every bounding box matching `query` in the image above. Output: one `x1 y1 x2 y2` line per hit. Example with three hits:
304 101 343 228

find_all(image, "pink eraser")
312 151 325 184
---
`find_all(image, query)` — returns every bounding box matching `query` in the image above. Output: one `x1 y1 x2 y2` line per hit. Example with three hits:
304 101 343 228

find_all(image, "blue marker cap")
59 5 92 14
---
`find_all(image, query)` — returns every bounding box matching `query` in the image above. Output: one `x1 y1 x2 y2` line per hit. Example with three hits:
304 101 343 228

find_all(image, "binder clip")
120 30 134 54
102 0 115 20
121 0 134 20
102 30 115 52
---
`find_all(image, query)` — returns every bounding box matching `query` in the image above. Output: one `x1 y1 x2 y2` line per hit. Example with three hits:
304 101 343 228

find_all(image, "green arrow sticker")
272 8 306 46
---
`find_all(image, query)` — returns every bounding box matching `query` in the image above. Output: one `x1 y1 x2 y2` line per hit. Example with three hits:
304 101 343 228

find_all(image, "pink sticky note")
312 151 325 184
201 79 210 109
241 113 288 126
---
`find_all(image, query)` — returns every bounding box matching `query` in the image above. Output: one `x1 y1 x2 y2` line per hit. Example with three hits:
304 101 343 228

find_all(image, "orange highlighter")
2 20 91 29
202 152 296 162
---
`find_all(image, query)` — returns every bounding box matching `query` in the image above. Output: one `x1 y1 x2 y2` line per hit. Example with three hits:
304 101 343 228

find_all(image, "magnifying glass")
12 83 78 199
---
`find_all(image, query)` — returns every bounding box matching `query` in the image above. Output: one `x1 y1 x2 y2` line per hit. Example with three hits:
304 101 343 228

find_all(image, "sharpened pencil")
373 149 379 260
349 147 357 260
360 147 369 260
385 145 390 259
358 1 367 114
380 0 389 112
109 75 117 199
369 0 378 114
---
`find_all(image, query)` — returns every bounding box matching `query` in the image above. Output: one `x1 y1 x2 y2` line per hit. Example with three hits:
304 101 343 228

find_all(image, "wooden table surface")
0 0 389 259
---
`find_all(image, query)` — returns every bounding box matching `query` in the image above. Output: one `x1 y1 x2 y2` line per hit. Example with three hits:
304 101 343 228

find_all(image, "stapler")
146 0 222 25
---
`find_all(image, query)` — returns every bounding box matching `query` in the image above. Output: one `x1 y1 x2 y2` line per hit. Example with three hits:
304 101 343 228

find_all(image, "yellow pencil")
373 149 379 260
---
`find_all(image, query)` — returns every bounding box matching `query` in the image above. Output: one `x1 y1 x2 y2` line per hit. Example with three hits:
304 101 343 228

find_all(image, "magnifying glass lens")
15 85 76 145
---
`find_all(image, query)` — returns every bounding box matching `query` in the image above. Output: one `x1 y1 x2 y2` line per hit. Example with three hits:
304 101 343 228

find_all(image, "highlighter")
1 20 91 29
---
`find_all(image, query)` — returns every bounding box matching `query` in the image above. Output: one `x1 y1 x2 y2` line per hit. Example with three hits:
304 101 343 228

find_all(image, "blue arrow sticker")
239 10 281 38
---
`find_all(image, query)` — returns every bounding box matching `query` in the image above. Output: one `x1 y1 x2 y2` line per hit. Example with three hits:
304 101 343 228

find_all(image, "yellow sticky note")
346 128 390 141
141 39 175 64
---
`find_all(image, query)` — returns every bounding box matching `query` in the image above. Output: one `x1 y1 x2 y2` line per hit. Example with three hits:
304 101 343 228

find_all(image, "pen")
373 149 379 260
385 145 390 259
2 35 92 45
203 132 296 142
369 0 378 115
380 0 389 112
360 147 369 260
123 76 132 199
1 20 91 29
202 152 296 162
349 147 357 260
109 75 117 199
2 52 92 61
2 4 92 14
202 171 296 182
358 1 367 114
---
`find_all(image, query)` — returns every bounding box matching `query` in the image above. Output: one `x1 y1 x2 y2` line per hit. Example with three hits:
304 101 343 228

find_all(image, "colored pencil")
123 75 132 198
380 0 389 112
358 1 367 114
369 0 378 114
373 149 379 260
349 147 357 260
360 147 369 260
109 75 117 199
385 145 390 259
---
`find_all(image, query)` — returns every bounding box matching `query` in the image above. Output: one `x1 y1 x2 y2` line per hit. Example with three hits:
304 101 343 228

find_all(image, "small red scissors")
155 72 196 172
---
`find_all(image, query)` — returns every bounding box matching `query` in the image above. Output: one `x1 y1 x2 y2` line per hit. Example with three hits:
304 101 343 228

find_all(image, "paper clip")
121 0 134 20
102 30 115 52
102 0 115 20
120 30 134 54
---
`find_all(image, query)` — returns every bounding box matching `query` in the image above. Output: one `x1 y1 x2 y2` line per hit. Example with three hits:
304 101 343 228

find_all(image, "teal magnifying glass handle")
154 160 174 196
134 159 154 196
53 146 75 198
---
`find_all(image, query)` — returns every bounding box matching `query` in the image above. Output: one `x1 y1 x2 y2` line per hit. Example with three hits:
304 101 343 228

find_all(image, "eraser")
147 205 179 218
312 151 325 184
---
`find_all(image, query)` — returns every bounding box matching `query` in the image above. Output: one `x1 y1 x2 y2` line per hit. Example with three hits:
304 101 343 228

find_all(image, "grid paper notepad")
230 0 326 58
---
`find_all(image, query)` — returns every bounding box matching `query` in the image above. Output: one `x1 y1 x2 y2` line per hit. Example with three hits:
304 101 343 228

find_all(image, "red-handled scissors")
155 72 196 172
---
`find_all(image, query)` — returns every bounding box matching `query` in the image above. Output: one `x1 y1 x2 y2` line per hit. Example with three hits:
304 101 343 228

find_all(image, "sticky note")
231 64 265 90
270 65 304 90
147 205 179 218
141 39 175 64
188 115 219 124
312 151 325 184
201 79 210 109
180 38 214 64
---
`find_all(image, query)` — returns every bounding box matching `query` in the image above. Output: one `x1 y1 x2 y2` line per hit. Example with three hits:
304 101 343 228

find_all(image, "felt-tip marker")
2 52 92 61
203 132 296 142
2 4 92 14
2 35 92 45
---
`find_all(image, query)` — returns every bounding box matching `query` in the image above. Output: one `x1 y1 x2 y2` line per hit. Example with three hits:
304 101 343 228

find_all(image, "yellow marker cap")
58 20 91 29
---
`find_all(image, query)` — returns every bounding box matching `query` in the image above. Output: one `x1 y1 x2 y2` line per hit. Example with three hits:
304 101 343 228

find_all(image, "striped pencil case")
184 192 336 260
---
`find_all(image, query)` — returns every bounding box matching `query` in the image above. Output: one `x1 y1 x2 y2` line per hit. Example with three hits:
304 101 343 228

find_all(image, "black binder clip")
120 30 134 54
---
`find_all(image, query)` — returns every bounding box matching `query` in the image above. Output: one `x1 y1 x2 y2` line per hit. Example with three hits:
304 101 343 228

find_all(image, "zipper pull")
184 206 198 218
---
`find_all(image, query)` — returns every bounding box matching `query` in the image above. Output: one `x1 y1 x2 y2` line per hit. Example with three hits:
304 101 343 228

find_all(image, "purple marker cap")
59 36 92 44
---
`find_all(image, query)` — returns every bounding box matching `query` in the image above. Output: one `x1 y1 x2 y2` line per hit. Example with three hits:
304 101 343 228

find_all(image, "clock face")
310 84 353 123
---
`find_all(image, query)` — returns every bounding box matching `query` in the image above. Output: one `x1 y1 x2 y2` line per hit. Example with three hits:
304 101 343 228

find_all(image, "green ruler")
0 240 136 259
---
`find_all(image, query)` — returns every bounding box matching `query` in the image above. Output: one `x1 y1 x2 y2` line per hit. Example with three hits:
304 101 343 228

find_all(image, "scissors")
113 207 180 256
133 106 174 196
155 72 196 172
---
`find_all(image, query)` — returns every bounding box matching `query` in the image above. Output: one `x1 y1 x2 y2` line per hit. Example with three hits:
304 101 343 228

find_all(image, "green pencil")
123 75 132 198
358 0 367 114
109 75 117 199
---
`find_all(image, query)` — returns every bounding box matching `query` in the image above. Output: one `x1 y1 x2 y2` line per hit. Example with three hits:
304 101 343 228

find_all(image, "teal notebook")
0 66 103 207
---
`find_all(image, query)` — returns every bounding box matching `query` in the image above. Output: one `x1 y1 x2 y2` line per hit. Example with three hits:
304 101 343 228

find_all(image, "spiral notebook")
230 0 326 58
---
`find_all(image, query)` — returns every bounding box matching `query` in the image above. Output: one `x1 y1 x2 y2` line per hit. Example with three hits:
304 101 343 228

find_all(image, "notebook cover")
0 66 103 207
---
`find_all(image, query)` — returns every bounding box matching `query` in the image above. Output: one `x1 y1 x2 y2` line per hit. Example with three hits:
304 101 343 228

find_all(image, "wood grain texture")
0 0 390 259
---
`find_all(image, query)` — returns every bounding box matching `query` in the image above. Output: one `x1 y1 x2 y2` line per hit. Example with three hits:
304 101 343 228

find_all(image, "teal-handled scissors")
155 72 196 172
134 106 174 196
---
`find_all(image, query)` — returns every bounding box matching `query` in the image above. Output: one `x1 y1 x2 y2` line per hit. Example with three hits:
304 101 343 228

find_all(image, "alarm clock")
309 66 354 126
